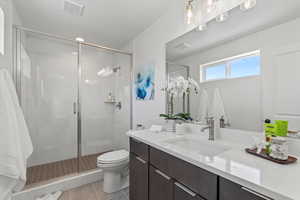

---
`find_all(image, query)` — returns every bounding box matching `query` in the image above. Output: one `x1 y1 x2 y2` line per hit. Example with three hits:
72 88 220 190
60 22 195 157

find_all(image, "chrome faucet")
201 117 215 141
219 116 230 128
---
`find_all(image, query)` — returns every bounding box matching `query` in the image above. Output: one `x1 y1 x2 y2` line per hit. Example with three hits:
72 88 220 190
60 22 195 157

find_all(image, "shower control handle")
73 102 77 114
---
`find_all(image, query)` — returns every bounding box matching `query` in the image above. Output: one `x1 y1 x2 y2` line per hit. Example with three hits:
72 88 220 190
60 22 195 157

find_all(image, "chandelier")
186 0 257 30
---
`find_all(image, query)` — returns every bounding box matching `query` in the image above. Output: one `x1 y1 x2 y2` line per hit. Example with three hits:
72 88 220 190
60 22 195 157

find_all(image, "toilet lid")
97 150 129 164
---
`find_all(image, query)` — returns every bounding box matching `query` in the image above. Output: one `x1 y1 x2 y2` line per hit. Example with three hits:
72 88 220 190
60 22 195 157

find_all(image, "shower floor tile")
26 153 105 187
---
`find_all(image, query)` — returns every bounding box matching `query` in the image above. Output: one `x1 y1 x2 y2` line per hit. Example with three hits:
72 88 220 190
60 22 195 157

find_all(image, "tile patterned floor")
60 181 129 200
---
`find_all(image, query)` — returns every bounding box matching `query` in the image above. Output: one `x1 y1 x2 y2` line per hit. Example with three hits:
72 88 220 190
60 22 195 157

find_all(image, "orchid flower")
167 76 200 97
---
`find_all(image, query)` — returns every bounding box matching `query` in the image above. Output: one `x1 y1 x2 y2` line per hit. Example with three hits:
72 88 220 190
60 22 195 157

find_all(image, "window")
200 50 260 82
0 7 4 55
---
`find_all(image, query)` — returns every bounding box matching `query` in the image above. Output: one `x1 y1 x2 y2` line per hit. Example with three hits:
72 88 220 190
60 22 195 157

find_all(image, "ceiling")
167 0 300 60
13 0 173 48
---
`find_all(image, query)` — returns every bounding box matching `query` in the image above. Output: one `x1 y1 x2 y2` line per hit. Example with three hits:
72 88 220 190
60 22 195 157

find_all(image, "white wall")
0 0 22 71
130 0 244 128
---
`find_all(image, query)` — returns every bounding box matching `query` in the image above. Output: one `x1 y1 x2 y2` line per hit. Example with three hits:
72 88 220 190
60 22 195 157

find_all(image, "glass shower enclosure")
13 27 132 188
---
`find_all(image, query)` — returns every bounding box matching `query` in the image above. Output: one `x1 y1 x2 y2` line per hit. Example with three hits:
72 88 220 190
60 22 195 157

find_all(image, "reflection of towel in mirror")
0 69 33 200
211 88 228 123
197 89 209 122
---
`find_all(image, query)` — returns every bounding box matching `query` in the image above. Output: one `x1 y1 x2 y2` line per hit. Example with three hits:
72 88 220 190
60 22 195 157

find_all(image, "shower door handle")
73 102 77 115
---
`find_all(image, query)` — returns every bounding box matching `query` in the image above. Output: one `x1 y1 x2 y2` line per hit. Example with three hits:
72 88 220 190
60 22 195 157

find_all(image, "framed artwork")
135 63 155 100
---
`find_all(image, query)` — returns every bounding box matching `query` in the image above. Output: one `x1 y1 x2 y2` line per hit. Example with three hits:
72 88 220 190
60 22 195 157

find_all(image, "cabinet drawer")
129 153 149 200
219 177 273 200
170 157 218 200
149 147 171 175
130 138 149 161
149 166 173 200
174 182 205 200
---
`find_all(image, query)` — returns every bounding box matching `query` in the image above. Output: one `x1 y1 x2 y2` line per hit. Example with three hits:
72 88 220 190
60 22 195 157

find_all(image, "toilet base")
103 172 129 193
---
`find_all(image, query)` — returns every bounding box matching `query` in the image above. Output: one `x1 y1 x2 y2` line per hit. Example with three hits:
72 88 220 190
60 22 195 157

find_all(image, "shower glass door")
79 44 132 172
16 30 78 187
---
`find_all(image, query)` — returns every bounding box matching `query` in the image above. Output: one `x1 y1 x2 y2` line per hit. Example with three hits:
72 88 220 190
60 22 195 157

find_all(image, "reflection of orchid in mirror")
165 76 199 115
167 76 200 97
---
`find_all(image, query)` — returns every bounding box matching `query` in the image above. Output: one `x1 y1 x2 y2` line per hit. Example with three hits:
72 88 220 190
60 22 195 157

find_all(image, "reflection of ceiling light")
240 0 257 11
72 51 78 55
216 11 229 22
75 37 84 42
207 0 216 13
186 0 194 24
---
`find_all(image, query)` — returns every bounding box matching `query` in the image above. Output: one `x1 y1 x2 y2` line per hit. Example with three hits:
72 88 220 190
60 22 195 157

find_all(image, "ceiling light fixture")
207 0 217 13
216 11 229 22
75 37 84 42
186 0 194 25
240 0 257 11
198 23 207 31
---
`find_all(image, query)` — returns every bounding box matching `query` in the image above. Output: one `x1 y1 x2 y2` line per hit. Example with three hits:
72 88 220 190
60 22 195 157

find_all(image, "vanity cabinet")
149 166 173 200
150 147 217 200
174 182 205 200
129 137 272 200
219 177 272 200
130 138 149 200
169 156 217 200
130 138 149 161
129 154 149 200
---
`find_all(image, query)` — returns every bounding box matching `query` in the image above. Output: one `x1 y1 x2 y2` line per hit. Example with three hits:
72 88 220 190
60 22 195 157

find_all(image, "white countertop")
127 129 300 200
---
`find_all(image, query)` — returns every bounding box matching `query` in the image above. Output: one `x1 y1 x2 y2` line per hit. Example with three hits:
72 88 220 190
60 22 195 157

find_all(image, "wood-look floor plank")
26 153 104 187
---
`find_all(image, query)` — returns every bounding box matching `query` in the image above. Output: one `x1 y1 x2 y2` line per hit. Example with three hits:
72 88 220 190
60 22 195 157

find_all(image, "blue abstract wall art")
135 63 155 100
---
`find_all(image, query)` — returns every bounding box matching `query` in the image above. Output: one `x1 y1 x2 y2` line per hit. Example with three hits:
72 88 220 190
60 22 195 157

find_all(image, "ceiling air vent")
64 0 85 16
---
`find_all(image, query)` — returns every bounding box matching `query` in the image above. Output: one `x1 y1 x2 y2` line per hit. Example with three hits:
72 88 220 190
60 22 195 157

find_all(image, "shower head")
97 66 121 77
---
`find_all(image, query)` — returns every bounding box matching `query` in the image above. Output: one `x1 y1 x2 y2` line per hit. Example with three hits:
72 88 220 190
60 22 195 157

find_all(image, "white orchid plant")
161 76 200 120
167 76 200 97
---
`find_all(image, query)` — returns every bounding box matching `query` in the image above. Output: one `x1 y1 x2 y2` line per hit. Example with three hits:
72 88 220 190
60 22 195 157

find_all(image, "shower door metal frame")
13 25 134 174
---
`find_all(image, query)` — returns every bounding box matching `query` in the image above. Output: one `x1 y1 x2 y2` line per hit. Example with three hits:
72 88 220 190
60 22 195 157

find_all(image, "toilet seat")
97 150 129 165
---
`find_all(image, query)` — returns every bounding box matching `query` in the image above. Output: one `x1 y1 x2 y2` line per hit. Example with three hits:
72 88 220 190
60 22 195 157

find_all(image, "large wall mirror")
166 0 300 135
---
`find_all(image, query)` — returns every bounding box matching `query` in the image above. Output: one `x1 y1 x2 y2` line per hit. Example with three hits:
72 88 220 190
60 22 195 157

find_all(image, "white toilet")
97 150 129 193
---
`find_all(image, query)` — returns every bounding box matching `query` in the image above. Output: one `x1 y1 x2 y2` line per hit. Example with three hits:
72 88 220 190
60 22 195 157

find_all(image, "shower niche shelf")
104 101 117 104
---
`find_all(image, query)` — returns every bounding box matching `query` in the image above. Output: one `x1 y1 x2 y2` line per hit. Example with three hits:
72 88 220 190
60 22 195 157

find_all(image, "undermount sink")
163 137 231 157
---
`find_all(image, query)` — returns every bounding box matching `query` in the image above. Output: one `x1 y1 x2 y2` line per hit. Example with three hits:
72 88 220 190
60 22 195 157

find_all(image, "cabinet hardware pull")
241 187 272 200
155 169 171 181
135 156 146 164
175 182 196 197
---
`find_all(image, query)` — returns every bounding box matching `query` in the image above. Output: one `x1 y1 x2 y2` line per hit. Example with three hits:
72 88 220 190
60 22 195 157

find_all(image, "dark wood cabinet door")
130 138 149 161
219 177 273 200
170 156 218 200
174 182 205 200
149 166 173 200
130 153 149 200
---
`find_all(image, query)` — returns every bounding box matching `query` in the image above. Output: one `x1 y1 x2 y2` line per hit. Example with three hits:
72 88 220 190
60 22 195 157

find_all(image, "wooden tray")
245 148 297 164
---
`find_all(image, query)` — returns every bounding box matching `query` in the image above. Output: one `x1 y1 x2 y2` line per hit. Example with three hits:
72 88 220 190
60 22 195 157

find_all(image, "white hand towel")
211 88 227 122
197 89 209 122
0 69 33 197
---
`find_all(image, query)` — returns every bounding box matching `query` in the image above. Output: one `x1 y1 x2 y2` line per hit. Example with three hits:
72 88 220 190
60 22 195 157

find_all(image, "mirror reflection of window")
201 51 260 82
0 7 4 55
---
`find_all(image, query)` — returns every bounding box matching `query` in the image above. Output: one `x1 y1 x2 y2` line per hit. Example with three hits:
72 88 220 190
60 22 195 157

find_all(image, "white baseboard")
13 169 103 200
